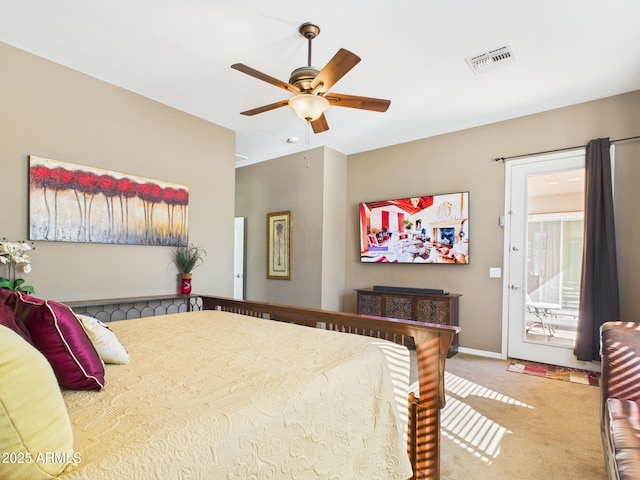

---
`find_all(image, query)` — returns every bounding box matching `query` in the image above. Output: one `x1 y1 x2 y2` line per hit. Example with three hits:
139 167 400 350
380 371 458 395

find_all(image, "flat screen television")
359 191 469 264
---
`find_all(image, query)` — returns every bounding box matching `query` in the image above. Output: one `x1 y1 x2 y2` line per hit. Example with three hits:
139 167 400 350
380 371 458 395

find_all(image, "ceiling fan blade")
231 63 300 94
310 48 361 94
240 99 290 116
325 93 391 112
311 114 329 133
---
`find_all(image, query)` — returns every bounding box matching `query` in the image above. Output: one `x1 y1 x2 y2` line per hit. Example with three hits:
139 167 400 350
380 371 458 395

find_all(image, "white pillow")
76 314 131 364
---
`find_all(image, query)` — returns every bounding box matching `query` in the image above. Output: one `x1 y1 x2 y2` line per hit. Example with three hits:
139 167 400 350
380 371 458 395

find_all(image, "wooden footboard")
201 295 460 480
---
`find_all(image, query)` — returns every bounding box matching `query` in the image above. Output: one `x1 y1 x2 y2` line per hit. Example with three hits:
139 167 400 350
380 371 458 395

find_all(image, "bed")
0 293 459 480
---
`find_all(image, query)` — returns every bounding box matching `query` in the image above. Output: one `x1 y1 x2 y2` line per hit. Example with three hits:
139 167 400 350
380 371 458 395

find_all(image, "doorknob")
512 246 519 251
510 284 520 290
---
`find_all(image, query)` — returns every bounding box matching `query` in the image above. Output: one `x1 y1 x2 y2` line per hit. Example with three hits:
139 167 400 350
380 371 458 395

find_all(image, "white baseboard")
457 346 504 360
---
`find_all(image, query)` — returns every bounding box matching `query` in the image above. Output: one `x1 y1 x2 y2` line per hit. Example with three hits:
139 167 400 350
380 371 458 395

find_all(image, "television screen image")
359 191 469 264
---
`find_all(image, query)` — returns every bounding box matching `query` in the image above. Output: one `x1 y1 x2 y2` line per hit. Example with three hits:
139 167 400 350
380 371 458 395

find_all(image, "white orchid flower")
0 239 35 292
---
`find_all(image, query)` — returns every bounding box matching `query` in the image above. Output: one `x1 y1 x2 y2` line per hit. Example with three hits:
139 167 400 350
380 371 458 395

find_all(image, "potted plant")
171 244 206 295
0 239 35 294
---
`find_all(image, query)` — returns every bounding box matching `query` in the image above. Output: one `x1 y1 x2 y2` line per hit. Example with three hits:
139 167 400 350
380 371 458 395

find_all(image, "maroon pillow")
14 293 105 391
0 302 32 344
0 288 16 305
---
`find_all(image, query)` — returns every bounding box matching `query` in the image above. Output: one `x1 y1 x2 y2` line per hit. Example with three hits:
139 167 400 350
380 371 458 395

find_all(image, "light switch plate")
489 267 502 278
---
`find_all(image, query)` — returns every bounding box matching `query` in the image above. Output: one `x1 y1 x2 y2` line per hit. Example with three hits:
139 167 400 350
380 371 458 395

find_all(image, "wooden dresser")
356 288 460 357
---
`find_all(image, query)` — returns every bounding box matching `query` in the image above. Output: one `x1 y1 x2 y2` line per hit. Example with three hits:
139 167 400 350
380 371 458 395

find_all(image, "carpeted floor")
423 353 607 480
507 360 600 386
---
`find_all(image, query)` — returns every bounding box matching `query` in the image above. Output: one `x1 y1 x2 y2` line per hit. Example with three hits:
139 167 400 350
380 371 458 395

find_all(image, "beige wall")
345 91 640 354
320 148 347 311
612 139 640 325
237 90 640 355
235 148 324 307
346 128 505 353
0 42 236 300
235 146 347 309
529 192 583 214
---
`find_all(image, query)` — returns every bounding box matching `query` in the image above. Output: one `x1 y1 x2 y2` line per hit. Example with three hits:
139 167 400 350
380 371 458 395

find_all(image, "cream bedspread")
58 310 412 479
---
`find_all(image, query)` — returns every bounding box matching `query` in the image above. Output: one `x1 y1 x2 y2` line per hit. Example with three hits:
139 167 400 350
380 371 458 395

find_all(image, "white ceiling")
2 1 640 167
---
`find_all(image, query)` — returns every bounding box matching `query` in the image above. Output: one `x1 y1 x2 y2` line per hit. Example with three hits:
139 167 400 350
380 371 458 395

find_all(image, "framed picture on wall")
267 211 291 280
28 155 189 246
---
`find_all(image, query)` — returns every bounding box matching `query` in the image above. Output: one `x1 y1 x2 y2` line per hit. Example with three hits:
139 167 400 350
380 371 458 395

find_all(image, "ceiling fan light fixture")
232 22 388 134
288 94 329 121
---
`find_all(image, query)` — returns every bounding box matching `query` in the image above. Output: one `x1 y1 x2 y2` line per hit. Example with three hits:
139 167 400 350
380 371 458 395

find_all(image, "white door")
233 217 245 299
503 150 599 371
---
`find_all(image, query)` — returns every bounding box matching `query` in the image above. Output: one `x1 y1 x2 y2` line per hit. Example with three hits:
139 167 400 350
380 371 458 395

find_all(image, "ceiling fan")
231 22 391 134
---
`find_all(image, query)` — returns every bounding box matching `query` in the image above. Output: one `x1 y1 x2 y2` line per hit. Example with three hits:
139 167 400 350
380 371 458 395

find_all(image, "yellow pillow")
0 325 76 479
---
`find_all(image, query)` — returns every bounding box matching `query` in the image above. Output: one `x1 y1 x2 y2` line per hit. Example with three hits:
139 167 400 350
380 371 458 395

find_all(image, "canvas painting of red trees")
29 156 189 246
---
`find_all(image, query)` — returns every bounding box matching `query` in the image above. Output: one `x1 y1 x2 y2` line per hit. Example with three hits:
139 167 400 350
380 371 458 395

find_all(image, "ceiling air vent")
465 44 516 75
